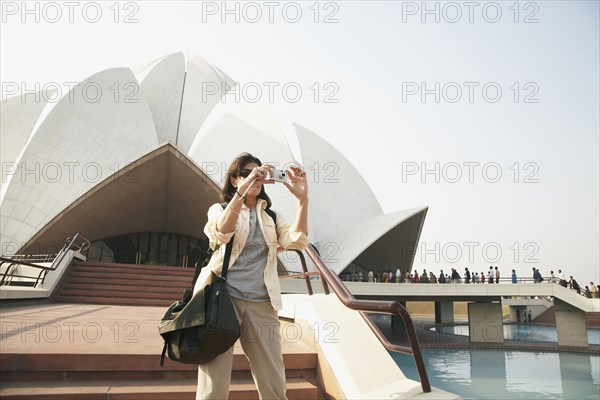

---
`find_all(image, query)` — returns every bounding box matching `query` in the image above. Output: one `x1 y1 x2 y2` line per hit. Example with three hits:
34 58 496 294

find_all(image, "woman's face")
235 162 263 197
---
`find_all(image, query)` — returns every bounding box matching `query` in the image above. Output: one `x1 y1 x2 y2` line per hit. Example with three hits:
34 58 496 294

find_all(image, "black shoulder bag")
158 236 240 366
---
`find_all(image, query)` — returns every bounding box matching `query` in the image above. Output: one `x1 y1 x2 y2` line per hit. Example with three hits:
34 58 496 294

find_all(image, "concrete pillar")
468 302 504 344
435 301 454 324
555 298 589 348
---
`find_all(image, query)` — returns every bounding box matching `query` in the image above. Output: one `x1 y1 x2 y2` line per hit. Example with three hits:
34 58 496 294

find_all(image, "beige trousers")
196 297 287 400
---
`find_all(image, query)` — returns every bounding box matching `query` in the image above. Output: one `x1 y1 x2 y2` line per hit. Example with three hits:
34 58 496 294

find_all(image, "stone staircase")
1 260 323 399
0 349 320 399
531 306 556 325
54 261 194 306
533 306 600 329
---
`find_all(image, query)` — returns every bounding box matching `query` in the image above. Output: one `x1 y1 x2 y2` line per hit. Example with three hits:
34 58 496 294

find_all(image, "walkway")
281 280 600 313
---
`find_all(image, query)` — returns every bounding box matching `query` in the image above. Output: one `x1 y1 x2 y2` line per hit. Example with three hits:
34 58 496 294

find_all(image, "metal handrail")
9 253 57 263
0 233 90 287
280 245 431 393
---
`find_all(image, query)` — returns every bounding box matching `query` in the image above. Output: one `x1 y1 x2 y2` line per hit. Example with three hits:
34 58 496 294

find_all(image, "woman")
429 271 437 284
194 153 308 400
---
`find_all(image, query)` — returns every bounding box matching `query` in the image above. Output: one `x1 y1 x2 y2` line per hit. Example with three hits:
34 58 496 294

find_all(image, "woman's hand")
284 166 308 203
237 165 274 194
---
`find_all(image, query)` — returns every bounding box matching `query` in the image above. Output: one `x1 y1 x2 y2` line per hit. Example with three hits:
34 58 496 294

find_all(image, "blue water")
428 324 600 345
392 349 600 399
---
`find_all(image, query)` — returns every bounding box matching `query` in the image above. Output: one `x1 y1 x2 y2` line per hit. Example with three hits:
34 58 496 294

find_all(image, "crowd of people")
338 266 599 298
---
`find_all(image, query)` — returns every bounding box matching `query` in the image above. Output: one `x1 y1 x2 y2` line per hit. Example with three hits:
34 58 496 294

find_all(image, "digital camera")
271 168 288 183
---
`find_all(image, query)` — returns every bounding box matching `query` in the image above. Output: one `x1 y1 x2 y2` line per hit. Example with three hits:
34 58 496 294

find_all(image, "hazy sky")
1 1 598 284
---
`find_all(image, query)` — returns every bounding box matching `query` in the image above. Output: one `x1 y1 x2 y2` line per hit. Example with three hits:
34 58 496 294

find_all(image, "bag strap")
191 246 211 289
196 201 275 282
221 235 234 280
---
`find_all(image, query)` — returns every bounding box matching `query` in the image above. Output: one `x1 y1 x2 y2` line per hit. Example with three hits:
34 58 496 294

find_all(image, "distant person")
591 282 598 298
536 269 544 282
550 271 556 283
368 269 374 283
488 267 494 284
413 270 420 283
429 271 437 284
495 267 500 284
438 270 446 284
451 268 460 284
396 267 401 283
480 272 485 284
464 268 471 284
527 309 532 323
584 286 592 298
404 271 411 283
558 269 567 287
569 276 581 294
421 269 430 283
358 271 364 282
511 269 517 284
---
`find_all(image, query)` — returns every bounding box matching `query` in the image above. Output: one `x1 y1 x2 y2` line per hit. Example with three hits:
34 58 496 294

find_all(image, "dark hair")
222 152 272 208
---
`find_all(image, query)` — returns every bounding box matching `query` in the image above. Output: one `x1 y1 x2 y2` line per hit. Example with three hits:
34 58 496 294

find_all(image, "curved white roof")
188 99 298 222
314 207 428 274
1 90 55 190
137 52 186 145
0 53 428 276
1 68 159 249
177 55 235 154
294 123 382 243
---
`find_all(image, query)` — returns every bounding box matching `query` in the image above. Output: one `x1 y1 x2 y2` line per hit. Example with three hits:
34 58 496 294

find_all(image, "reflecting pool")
428 324 600 345
392 349 600 399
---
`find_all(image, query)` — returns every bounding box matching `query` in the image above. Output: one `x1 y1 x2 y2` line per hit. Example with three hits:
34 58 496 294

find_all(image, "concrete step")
0 378 320 400
65 276 191 288
0 304 322 399
66 270 193 282
55 261 197 306
75 261 197 274
72 264 195 277
53 296 174 306
57 289 182 300
60 283 186 294
1 351 320 399
1 352 318 382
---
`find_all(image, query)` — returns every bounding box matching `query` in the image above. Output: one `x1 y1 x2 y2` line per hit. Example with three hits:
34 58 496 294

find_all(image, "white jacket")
193 199 308 310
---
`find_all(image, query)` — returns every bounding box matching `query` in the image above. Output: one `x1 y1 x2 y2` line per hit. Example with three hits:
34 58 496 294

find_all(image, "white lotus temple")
1 52 427 276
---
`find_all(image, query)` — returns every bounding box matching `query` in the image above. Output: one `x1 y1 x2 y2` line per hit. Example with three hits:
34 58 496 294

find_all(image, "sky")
1 1 599 284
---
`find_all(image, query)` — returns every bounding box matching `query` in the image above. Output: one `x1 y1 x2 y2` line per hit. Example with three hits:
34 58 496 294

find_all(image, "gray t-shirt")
226 207 270 301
